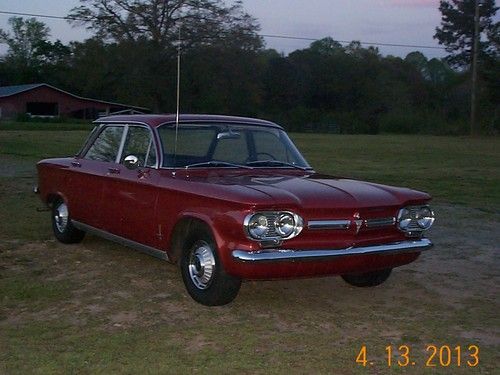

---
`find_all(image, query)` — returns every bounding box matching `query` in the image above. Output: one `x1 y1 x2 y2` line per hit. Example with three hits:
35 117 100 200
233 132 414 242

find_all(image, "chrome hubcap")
54 202 69 233
188 240 216 290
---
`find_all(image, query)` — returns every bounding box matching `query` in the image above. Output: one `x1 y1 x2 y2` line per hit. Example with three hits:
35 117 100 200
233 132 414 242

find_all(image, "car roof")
94 114 283 129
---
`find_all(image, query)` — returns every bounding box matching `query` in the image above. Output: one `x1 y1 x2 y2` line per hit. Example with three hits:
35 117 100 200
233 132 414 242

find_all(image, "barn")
0 83 149 120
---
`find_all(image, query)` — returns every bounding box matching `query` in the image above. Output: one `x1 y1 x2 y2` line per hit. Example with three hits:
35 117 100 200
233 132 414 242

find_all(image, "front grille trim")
308 216 396 231
364 217 396 228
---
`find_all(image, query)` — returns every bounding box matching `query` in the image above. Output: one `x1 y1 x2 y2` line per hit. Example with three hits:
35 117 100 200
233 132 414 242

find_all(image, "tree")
69 0 262 52
0 17 75 86
0 17 50 68
405 51 430 79
309 37 344 56
68 0 262 111
434 0 498 68
435 1 499 135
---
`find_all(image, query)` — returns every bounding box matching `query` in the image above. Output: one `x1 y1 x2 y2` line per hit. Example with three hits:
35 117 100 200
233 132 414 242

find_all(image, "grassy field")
293 133 500 210
0 124 499 373
0 121 94 131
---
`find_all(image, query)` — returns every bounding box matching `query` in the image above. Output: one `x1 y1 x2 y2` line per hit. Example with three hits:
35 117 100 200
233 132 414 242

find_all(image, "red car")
36 114 434 306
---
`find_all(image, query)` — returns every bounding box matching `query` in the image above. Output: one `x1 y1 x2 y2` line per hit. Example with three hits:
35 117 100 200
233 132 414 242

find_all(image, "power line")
261 34 446 50
0 9 446 51
0 10 80 21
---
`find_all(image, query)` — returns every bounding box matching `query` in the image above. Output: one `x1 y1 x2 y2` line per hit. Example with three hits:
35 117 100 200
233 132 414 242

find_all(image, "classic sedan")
36 114 434 306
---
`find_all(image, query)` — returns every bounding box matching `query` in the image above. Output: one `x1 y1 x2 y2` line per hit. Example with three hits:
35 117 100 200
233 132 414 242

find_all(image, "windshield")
157 123 311 169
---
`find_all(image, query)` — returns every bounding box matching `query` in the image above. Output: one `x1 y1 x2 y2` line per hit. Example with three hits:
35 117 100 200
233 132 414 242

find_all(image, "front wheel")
180 226 241 306
341 268 392 287
51 199 85 244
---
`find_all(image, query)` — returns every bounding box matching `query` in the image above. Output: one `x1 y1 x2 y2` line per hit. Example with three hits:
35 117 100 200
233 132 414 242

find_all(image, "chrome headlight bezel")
416 206 435 229
245 213 269 239
244 211 304 241
275 212 296 237
397 205 435 234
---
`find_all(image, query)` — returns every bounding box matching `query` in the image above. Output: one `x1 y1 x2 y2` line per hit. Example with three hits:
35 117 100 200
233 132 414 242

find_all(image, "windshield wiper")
245 160 311 171
184 161 251 169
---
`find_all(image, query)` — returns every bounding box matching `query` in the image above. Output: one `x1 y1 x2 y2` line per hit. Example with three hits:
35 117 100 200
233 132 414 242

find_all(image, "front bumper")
232 238 432 262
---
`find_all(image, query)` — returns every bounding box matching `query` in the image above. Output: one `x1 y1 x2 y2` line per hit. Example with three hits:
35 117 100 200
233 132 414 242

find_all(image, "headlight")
244 211 303 241
416 206 435 229
397 208 412 230
397 205 435 233
246 213 269 239
275 213 296 237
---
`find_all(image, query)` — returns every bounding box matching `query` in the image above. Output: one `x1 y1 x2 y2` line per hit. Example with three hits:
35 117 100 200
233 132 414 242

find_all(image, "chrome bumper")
232 238 433 262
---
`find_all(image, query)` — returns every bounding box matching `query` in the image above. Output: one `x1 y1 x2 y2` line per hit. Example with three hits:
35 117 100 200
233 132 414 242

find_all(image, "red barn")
0 83 149 120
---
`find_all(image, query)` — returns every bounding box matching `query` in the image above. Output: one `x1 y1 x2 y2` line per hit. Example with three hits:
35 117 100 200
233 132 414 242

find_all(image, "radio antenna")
173 25 181 173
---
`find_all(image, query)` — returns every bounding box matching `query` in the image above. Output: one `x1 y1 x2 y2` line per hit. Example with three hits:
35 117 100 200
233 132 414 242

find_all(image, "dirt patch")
109 311 139 327
0 156 35 178
460 330 500 346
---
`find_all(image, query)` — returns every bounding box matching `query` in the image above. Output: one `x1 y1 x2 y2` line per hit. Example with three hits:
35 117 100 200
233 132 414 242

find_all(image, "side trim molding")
72 221 169 261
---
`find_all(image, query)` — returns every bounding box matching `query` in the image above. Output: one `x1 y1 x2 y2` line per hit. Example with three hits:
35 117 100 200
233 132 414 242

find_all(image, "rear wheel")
341 268 392 287
51 199 85 244
180 225 241 306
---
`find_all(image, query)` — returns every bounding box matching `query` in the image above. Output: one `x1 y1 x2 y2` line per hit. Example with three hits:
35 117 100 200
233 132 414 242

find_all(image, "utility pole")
470 0 480 136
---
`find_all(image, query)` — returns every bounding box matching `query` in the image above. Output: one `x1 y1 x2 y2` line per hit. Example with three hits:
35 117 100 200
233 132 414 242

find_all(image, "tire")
51 199 85 244
341 268 392 287
180 225 241 306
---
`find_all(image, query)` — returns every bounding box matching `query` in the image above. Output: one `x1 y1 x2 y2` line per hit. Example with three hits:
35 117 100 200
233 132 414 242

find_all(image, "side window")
121 126 157 167
85 126 124 162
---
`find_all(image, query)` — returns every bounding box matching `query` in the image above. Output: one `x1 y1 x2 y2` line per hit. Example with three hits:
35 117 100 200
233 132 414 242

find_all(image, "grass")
0 129 90 240
0 129 88 159
0 121 94 131
291 133 500 210
0 123 499 373
1 277 72 303
1 238 498 373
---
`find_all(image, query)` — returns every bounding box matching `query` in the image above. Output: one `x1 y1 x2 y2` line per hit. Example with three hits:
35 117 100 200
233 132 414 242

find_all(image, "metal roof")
0 84 43 97
0 83 149 111
95 114 283 129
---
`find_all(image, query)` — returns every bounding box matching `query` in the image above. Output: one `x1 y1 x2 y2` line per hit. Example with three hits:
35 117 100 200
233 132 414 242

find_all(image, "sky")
0 0 448 58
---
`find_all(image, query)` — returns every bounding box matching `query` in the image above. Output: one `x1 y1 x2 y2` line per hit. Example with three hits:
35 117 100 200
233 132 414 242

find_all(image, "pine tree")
434 0 498 68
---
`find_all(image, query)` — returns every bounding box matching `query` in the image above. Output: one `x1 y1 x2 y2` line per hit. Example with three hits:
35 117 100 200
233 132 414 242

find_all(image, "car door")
66 125 126 229
100 124 160 247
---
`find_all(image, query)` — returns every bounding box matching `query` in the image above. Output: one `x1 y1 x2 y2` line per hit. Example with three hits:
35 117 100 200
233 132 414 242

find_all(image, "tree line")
0 0 498 135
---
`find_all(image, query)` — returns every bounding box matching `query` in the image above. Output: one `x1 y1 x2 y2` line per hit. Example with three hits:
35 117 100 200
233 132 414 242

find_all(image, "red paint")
37 115 432 280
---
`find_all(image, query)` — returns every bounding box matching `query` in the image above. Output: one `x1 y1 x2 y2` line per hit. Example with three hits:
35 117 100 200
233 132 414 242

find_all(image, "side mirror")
124 155 139 170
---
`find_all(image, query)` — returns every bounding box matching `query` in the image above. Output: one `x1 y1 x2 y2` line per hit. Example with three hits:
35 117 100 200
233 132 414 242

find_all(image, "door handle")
108 167 120 174
137 169 150 179
71 161 81 168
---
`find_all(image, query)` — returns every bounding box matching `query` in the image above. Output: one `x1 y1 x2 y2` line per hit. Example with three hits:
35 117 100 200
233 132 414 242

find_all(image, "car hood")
172 170 431 210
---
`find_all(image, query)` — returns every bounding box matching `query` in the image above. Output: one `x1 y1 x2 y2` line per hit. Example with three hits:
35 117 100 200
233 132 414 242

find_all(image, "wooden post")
470 0 480 136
